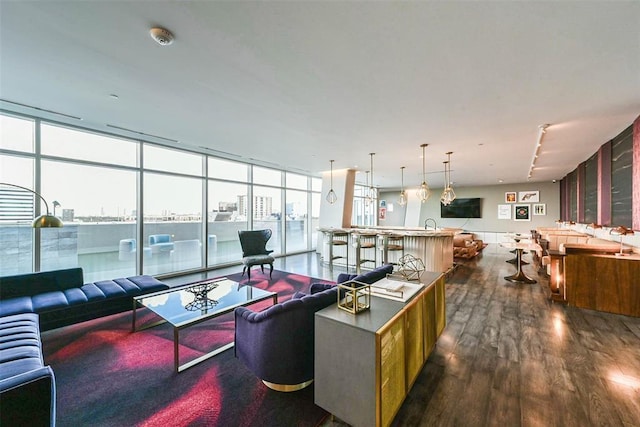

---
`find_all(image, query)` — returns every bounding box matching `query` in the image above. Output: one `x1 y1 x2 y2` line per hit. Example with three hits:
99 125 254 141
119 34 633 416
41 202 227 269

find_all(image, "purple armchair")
233 264 393 392
234 286 336 392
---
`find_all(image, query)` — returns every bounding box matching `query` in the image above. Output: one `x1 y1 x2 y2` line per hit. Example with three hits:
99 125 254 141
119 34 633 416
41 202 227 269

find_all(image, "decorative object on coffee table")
397 254 425 281
184 281 219 313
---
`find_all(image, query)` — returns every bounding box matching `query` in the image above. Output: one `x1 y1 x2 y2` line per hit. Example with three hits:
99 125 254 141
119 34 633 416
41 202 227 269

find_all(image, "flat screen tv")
440 198 481 218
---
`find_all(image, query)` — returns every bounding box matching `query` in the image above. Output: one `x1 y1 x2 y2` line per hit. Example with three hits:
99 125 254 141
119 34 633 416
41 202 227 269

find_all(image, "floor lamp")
0 182 63 227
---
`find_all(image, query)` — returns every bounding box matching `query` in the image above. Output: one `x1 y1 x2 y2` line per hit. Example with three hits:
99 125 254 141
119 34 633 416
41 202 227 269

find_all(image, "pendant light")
440 151 456 206
326 160 337 204
368 152 377 201
416 144 431 203
398 166 407 206
364 171 372 206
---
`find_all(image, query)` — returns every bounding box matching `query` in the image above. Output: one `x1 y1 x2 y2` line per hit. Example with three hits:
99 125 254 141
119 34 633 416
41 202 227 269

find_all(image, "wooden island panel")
564 252 640 317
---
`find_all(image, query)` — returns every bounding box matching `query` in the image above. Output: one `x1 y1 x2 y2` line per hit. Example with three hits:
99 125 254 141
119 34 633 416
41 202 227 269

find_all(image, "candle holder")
337 280 370 314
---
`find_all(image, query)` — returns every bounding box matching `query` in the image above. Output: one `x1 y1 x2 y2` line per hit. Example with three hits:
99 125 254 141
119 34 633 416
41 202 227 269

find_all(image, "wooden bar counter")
564 250 640 317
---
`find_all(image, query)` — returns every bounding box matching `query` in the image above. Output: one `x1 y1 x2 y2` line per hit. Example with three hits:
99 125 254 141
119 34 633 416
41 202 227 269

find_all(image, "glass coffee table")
132 278 277 373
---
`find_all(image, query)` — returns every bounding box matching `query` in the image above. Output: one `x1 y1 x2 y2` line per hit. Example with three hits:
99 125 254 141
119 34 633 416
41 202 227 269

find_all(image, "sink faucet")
425 218 437 230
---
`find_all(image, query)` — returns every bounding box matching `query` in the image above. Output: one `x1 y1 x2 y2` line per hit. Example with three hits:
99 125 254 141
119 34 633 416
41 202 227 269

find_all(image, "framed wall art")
518 191 539 203
533 203 546 216
514 204 531 221
498 204 511 219
505 192 517 203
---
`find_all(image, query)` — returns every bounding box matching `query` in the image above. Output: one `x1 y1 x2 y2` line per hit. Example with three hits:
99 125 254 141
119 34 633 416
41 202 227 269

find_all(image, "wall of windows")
352 183 377 226
0 111 321 280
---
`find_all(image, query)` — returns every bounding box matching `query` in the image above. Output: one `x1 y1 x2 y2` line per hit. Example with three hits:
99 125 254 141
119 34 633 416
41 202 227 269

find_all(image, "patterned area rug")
41 270 333 427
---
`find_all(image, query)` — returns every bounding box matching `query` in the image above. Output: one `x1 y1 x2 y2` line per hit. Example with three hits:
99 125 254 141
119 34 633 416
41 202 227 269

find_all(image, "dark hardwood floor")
165 247 640 427
319 245 640 427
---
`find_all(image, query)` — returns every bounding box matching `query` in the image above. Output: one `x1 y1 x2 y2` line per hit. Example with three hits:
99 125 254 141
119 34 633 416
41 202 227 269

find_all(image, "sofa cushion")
0 297 34 317
338 264 394 285
62 288 89 305
31 291 69 313
336 273 357 284
292 291 307 299
79 284 107 301
122 275 168 293
0 267 84 299
94 280 129 299
0 313 43 381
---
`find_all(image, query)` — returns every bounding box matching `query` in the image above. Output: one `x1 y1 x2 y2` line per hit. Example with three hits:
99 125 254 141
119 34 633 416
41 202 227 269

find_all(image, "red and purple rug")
41 270 333 427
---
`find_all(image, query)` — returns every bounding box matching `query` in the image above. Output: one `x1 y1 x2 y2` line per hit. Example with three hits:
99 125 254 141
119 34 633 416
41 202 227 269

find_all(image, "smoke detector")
149 27 174 46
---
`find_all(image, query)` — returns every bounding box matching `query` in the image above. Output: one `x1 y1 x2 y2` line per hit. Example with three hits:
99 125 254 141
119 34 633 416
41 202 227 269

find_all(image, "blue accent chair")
118 239 151 261
148 234 174 254
234 264 393 392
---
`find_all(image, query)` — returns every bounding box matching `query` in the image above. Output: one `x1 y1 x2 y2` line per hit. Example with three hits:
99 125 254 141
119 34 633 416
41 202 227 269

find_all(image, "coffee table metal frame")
132 278 277 373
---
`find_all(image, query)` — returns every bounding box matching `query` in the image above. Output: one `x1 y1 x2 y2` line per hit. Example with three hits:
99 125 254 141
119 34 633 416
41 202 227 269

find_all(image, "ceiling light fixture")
417 144 431 203
368 153 377 202
528 124 550 180
364 171 372 206
398 166 407 206
326 160 337 204
440 151 456 206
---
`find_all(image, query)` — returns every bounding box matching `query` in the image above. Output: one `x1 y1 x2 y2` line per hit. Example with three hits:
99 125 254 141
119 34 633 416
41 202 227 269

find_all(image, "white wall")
319 168 356 228
380 181 561 233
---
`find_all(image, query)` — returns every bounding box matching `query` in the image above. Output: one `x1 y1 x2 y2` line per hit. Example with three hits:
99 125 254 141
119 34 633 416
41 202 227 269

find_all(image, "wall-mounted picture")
498 204 511 220
514 204 531 221
533 203 546 216
379 207 386 220
505 192 517 203
518 191 539 203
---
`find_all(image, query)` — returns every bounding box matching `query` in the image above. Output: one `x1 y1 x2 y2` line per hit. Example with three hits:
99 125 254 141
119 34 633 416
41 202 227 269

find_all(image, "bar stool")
381 233 405 268
352 230 378 274
328 230 349 270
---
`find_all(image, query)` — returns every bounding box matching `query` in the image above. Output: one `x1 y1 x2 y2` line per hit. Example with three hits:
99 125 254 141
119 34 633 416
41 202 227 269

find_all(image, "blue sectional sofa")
0 313 56 426
0 268 169 331
234 264 393 391
0 268 169 426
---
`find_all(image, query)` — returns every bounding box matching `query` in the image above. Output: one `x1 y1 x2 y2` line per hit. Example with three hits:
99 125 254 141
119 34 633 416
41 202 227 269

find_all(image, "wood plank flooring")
321 245 640 427
167 248 640 427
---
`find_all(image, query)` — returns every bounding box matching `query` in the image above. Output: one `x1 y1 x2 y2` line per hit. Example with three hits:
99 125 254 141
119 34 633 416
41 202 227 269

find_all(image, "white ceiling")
1 1 638 189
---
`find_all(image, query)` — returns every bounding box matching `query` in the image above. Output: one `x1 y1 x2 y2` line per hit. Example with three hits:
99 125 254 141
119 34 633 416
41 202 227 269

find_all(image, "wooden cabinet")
564 252 640 317
315 272 445 427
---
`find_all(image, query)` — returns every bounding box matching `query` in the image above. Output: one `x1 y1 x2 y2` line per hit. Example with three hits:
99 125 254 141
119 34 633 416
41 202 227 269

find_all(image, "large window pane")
144 144 203 176
143 173 203 275
311 192 320 248
41 123 137 167
208 157 248 182
40 160 137 281
253 166 281 186
0 156 34 275
286 172 307 190
286 189 307 252
252 186 281 255
208 181 248 266
312 177 322 192
0 114 34 153
352 184 376 226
